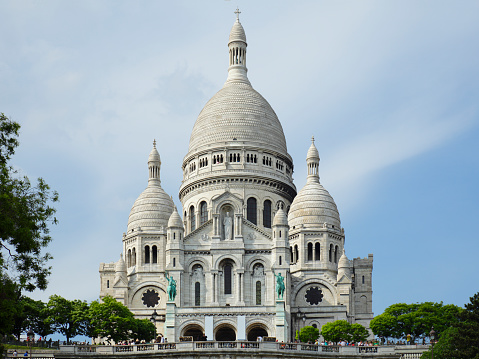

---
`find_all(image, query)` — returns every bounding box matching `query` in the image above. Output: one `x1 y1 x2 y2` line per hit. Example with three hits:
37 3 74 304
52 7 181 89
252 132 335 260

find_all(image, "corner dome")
115 254 126 273
288 138 340 229
288 181 341 229
168 207 184 228
273 208 288 226
127 143 174 233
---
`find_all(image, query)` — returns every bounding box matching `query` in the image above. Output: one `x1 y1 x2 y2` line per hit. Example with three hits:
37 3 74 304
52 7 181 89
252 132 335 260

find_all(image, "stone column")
165 302 176 342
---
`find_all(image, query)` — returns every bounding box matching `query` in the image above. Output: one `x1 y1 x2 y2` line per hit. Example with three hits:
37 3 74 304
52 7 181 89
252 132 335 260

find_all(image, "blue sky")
1 0 478 340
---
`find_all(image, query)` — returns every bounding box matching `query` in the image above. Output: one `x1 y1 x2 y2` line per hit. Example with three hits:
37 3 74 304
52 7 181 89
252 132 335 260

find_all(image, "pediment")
184 219 213 243
211 190 243 213
113 276 128 288
337 273 352 284
242 219 272 242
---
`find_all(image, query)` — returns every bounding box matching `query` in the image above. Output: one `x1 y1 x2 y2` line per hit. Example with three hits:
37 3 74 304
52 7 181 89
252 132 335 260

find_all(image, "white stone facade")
99 14 373 342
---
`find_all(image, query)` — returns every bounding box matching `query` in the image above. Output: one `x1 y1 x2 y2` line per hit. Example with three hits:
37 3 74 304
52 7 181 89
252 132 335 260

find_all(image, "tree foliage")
421 293 479 359
320 320 369 343
298 326 319 343
370 302 462 343
88 295 156 344
0 113 58 291
46 295 89 344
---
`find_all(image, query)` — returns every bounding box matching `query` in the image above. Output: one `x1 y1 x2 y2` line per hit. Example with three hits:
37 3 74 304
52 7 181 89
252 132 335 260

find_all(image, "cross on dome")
234 7 241 20
153 139 157 148
311 136 315 144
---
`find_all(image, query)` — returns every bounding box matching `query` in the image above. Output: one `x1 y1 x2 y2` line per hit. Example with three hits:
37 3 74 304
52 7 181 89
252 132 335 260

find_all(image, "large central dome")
188 82 288 155
186 17 288 158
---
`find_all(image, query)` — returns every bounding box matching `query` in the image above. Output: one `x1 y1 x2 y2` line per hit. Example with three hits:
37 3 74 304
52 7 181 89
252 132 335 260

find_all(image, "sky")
1 0 478 340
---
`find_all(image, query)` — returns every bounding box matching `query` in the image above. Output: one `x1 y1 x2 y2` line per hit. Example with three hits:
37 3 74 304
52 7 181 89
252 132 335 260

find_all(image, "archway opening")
247 326 268 341
215 325 236 341
183 325 205 341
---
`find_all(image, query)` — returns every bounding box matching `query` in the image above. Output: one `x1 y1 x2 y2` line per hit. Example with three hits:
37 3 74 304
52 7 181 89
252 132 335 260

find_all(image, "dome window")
247 197 257 225
315 243 321 261
307 243 313 261
263 200 272 228
200 201 208 225
152 245 158 264
145 245 150 264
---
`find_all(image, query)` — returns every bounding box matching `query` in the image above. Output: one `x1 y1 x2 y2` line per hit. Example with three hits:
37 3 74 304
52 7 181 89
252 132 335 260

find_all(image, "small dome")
338 249 349 269
148 140 161 163
115 254 126 273
307 137 320 160
127 145 174 232
168 207 184 229
273 208 288 226
288 181 340 229
229 18 246 44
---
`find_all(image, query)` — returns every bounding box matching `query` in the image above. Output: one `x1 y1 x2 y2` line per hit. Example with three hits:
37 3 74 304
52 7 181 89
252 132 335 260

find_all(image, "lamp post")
150 310 159 340
27 329 34 358
429 326 436 359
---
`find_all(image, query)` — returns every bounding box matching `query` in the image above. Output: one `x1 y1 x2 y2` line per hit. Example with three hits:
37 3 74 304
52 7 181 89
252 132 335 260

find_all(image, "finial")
234 7 241 20
153 139 157 148
311 136 315 144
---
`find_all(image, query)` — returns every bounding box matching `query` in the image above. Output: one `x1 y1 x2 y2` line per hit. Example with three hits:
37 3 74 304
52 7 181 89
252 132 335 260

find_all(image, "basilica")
99 13 373 343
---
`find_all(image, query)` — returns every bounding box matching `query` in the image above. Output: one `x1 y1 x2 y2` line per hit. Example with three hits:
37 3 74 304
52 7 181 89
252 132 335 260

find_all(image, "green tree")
0 113 58 292
350 323 369 343
298 325 319 343
370 302 462 343
46 295 88 344
421 293 479 359
320 320 352 343
89 295 146 344
0 274 20 337
132 319 156 343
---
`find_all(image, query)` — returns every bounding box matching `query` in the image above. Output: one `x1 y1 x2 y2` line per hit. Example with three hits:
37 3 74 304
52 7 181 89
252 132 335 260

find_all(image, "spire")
306 136 320 183
226 9 250 85
148 140 161 184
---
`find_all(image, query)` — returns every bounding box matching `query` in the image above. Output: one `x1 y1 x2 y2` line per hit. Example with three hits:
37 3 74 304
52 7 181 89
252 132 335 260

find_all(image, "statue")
165 271 177 301
223 212 233 240
274 271 285 300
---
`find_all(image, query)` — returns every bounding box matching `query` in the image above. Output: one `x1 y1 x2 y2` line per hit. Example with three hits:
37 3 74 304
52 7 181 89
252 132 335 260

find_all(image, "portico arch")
215 323 236 341
181 323 205 341
246 322 269 341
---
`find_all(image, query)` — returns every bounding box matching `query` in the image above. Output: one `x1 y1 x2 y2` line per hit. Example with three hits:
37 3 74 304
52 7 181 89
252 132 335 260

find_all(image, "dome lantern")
306 136 320 183
226 8 250 85
148 139 161 184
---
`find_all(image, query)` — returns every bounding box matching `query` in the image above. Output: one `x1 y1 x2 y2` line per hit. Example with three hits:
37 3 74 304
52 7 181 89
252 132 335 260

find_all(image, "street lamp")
27 329 34 358
150 310 159 340
429 326 436 359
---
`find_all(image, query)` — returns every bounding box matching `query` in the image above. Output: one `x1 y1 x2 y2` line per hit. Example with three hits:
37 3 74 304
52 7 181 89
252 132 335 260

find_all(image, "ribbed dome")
168 207 184 228
273 208 288 226
148 143 161 163
187 82 288 155
307 138 320 160
229 19 246 44
288 181 340 229
127 144 174 232
115 255 126 273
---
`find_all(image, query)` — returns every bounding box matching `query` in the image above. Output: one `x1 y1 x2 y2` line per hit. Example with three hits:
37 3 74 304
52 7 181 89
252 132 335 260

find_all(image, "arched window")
173 258 176 267
247 197 257 225
362 275 365 285
335 245 339 263
256 281 261 305
290 247 293 264
152 245 157 264
224 264 232 295
200 201 208 225
263 200 272 228
145 245 150 264
329 244 333 262
279 256 282 265
127 249 132 267
315 243 320 261
295 245 299 264
307 243 313 261
190 205 196 231
195 282 201 306
107 280 109 288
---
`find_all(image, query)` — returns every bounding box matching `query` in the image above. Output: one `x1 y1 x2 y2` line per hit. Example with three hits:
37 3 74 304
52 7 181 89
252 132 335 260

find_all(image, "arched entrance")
247 325 269 341
215 324 236 341
182 324 205 341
